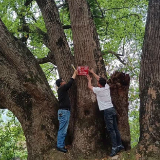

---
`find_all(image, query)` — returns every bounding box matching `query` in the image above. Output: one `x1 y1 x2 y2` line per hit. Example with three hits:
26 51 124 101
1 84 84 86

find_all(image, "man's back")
93 83 113 110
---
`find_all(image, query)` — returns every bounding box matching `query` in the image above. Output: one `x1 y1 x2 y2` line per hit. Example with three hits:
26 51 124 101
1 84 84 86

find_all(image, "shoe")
57 147 68 153
118 145 125 152
110 147 119 157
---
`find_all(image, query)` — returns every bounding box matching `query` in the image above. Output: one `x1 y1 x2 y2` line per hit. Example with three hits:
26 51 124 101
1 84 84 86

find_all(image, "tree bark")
67 0 108 156
36 0 74 80
0 19 59 160
139 0 160 158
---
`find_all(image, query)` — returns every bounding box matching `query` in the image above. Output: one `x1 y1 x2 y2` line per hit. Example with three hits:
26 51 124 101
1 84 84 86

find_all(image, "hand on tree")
74 69 78 75
89 68 94 74
86 74 92 81
72 69 78 79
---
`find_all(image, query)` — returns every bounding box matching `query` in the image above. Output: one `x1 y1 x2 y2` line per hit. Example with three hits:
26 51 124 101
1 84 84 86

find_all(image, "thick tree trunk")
139 0 160 159
67 0 109 157
0 19 59 160
109 72 131 150
67 0 106 77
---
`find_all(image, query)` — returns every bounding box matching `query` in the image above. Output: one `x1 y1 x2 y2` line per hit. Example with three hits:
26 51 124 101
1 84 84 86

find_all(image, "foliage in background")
0 110 27 160
0 0 149 157
129 109 140 147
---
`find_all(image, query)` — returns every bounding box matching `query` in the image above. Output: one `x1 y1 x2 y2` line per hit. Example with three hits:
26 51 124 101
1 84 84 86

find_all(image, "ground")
43 146 160 160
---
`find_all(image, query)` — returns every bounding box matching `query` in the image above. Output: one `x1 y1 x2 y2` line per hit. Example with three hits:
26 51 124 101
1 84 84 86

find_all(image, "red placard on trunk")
77 66 89 75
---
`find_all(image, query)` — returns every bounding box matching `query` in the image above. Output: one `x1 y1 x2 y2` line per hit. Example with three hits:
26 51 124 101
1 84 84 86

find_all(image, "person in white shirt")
87 69 124 157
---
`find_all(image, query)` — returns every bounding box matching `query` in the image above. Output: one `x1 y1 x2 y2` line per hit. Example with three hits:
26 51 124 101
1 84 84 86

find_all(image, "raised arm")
87 75 93 91
65 70 78 90
72 69 78 80
89 68 100 81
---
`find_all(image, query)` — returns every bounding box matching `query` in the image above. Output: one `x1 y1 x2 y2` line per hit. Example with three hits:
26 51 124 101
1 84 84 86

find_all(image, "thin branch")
35 27 49 47
37 57 50 64
45 67 57 79
94 0 104 18
104 1 141 13
57 4 64 8
57 3 68 9
63 25 71 29
103 50 126 65
119 13 141 20
37 51 56 65
32 15 37 23
104 7 130 12
93 16 104 19
25 0 34 6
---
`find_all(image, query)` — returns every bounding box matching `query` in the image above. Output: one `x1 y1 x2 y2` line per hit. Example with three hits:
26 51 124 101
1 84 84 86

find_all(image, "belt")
60 108 70 111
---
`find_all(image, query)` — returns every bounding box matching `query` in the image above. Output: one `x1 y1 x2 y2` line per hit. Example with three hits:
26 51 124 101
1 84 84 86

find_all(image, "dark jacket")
57 78 74 110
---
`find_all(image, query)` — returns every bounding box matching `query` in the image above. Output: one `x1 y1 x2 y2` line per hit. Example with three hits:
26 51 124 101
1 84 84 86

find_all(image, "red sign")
77 66 89 75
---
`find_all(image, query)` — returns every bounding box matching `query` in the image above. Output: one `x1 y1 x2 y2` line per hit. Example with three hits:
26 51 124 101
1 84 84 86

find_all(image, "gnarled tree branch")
103 50 126 65
37 51 56 65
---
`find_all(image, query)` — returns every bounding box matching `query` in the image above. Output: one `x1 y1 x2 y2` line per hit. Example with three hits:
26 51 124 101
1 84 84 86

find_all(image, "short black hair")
98 77 106 87
56 78 63 87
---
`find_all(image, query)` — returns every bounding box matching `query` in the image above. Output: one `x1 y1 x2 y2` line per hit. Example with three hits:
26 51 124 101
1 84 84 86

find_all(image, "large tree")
0 0 147 159
139 0 160 159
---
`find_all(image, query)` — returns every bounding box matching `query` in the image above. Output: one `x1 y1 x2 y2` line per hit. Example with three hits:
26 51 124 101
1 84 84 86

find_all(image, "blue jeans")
57 109 70 148
104 107 122 149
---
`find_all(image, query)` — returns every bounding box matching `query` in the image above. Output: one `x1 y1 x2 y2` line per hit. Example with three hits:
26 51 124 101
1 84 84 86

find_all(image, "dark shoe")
110 147 119 157
57 147 68 153
118 145 125 152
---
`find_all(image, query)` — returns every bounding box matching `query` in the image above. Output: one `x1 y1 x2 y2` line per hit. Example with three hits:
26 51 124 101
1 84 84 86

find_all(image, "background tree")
139 0 160 159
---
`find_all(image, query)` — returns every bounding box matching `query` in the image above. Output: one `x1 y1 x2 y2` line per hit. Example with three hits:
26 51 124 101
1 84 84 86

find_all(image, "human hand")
72 69 78 79
86 74 92 81
74 69 78 75
89 68 94 74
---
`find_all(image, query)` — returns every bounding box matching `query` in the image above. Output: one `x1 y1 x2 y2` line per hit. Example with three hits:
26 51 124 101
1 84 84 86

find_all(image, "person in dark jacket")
56 70 78 153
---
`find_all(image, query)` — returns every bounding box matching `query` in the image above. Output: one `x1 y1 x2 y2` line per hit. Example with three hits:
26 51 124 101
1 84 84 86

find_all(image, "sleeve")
93 87 101 94
64 78 74 91
105 83 109 89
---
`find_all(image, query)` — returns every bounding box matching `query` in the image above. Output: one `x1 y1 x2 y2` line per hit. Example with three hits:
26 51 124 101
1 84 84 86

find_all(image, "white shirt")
93 83 113 110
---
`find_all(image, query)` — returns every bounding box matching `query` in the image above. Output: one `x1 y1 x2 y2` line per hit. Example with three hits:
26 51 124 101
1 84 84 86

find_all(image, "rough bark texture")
36 0 73 80
67 0 110 157
139 0 160 159
0 19 59 160
108 72 131 150
35 0 77 147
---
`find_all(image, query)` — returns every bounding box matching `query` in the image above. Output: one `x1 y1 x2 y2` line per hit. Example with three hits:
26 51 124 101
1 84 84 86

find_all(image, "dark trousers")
104 107 122 148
